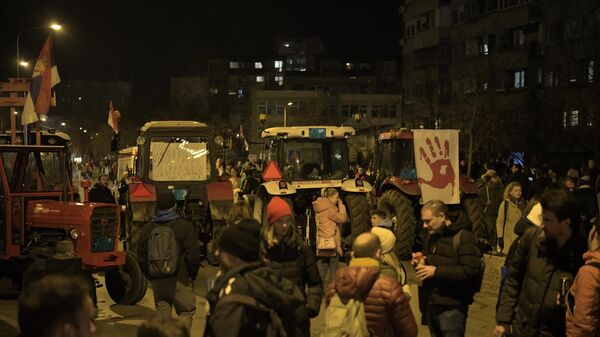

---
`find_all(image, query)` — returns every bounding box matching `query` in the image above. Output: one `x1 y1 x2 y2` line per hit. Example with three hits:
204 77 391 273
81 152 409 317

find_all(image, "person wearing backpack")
496 182 527 255
324 232 417 337
206 219 305 337
261 196 323 337
495 189 587 337
566 224 600 337
137 191 201 330
415 199 482 337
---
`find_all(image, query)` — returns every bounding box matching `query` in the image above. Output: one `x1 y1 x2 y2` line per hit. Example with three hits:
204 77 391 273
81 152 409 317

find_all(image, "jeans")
152 278 196 330
317 256 338 286
427 305 468 337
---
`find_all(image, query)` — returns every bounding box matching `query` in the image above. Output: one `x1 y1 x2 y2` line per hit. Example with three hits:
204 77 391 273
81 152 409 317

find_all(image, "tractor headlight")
69 229 79 240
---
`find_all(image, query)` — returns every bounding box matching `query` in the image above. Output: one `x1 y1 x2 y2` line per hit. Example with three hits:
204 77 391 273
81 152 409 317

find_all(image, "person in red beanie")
260 196 323 337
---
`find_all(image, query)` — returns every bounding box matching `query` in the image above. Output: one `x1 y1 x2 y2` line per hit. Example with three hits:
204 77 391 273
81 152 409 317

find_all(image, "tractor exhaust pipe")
81 179 91 203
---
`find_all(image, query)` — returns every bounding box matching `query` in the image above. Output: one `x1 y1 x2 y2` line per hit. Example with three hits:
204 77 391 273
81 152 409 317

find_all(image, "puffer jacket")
260 226 323 336
566 250 600 337
496 198 526 254
496 226 587 337
313 197 346 256
421 217 482 308
326 257 417 337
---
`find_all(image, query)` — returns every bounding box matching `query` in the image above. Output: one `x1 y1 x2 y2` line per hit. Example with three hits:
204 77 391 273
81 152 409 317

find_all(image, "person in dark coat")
137 192 201 331
495 189 587 337
88 174 116 204
206 219 304 337
22 240 97 304
478 169 504 248
261 197 323 337
574 175 598 233
415 199 482 337
527 168 551 201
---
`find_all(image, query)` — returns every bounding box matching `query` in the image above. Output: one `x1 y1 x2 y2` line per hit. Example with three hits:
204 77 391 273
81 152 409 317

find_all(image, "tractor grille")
90 207 118 252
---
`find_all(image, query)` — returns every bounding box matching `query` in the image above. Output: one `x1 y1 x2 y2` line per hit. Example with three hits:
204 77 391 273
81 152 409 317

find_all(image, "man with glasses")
413 199 482 337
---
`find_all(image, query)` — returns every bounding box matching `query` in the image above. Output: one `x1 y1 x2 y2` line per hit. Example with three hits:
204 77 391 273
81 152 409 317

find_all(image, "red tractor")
0 131 147 305
373 129 483 259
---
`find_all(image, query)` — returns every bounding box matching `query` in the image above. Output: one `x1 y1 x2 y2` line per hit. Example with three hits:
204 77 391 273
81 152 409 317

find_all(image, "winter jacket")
479 181 504 217
88 183 116 204
205 261 305 337
313 197 346 257
137 210 202 282
420 218 482 308
260 227 323 336
528 177 551 200
496 199 526 254
496 226 587 337
566 250 600 337
326 257 417 337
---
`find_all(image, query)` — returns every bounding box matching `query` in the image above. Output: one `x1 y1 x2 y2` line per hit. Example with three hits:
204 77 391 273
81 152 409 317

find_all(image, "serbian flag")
22 34 61 126
108 100 120 134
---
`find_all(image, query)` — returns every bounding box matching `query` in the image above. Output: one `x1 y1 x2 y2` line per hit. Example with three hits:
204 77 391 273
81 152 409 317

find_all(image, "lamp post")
16 23 61 78
283 101 293 127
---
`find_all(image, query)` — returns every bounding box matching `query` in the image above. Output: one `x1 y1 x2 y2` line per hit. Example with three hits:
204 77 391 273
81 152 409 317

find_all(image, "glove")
294 306 310 324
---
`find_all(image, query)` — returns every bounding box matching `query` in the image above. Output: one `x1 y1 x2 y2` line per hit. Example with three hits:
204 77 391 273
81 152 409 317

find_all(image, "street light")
61 122 66 126
17 23 62 78
283 101 293 127
19 61 29 68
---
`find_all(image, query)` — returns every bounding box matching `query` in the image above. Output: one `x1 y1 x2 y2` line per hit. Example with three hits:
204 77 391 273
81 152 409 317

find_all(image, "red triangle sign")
131 183 152 198
262 160 283 181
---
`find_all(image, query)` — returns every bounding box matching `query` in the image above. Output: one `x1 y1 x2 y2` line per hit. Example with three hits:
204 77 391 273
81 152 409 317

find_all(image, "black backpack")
147 224 180 278
452 229 485 293
214 294 287 337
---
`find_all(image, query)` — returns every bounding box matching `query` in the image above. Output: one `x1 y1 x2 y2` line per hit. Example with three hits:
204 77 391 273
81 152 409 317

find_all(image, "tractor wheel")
343 194 371 249
461 194 491 252
377 189 416 261
105 251 147 305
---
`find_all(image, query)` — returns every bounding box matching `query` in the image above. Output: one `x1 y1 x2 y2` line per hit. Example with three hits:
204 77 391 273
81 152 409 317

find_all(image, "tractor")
253 126 372 246
373 128 483 259
121 121 233 261
0 130 148 305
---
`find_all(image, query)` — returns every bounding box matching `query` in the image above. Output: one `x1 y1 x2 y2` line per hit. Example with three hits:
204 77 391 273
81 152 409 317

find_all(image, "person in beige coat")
496 182 527 255
313 188 347 285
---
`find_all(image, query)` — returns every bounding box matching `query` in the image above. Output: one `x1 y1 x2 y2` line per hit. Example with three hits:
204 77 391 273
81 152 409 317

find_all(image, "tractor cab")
262 126 355 184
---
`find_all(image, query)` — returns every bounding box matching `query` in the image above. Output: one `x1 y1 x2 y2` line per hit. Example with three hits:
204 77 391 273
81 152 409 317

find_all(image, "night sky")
0 1 401 81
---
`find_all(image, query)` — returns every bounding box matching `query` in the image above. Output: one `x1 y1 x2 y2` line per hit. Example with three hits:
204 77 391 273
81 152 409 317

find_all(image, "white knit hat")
371 227 396 254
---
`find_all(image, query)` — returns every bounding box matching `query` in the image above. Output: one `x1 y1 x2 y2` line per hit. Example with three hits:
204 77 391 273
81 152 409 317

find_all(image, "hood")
378 218 394 229
312 197 336 213
443 209 472 236
152 209 180 223
584 250 600 264
333 258 380 300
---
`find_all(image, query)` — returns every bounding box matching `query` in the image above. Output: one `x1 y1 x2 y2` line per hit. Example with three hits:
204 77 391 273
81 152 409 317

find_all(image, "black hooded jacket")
88 183 116 204
421 216 482 308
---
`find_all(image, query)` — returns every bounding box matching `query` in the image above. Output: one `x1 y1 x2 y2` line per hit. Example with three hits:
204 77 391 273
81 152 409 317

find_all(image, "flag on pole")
108 100 120 134
22 34 61 126
239 124 249 152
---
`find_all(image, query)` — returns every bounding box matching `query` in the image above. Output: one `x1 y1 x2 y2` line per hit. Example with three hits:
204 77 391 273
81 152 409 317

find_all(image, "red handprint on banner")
417 136 456 195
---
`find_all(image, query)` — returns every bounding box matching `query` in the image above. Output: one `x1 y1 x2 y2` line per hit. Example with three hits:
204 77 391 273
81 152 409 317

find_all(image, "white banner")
413 129 460 204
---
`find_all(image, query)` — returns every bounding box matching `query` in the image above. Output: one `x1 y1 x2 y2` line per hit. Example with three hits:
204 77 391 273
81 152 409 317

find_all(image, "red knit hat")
267 197 292 224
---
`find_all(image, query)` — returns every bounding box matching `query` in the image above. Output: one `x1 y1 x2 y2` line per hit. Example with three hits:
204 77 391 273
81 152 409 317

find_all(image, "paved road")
0 263 499 337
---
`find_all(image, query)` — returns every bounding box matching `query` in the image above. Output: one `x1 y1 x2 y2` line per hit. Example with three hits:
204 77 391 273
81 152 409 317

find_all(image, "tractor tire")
377 189 416 261
105 251 147 305
343 194 371 249
462 195 484 235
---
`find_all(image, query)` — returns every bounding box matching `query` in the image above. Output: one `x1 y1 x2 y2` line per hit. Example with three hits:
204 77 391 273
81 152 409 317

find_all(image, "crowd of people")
14 157 600 337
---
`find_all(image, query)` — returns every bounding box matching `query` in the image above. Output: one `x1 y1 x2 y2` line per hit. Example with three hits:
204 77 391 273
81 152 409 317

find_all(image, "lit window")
275 75 284 86
283 42 290 48
256 76 264 83
254 62 263 69
274 61 283 71
588 60 595 83
514 70 525 88
346 63 353 70
563 110 580 128
229 62 240 69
